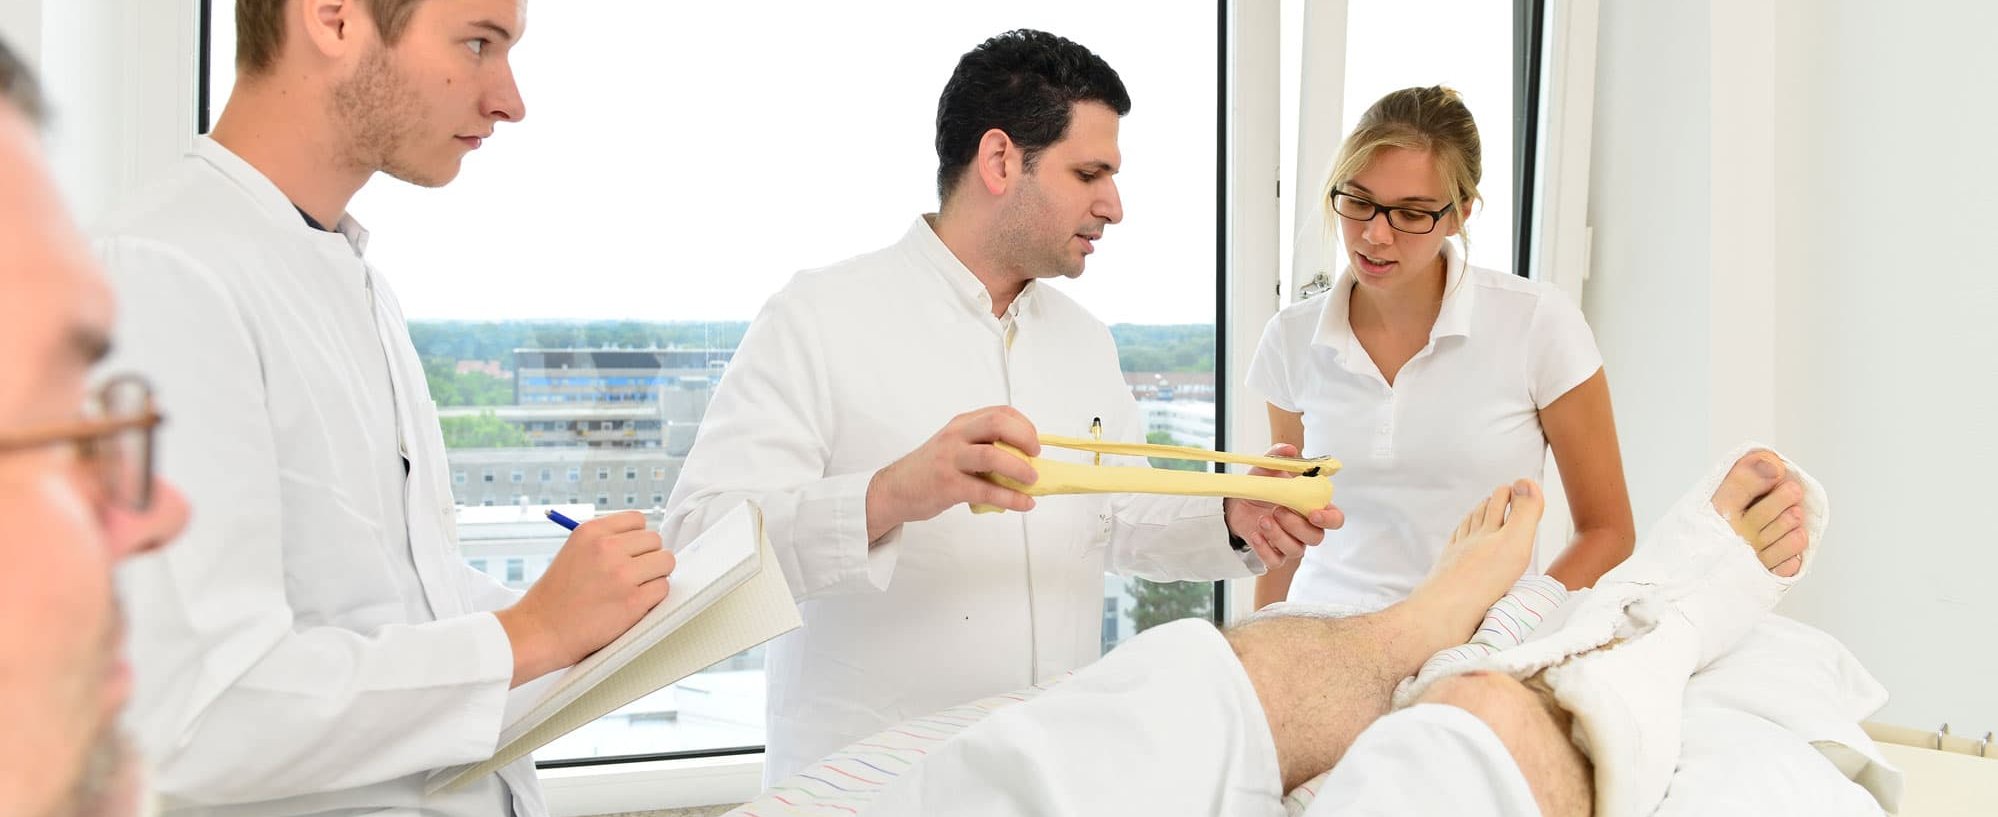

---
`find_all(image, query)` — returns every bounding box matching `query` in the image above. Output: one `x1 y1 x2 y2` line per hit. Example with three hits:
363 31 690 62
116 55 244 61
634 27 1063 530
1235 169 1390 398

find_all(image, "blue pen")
545 509 582 531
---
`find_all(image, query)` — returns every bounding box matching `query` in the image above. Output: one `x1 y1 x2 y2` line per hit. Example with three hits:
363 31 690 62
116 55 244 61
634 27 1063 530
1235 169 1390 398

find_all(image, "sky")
210 1 1516 324
211 0 1221 324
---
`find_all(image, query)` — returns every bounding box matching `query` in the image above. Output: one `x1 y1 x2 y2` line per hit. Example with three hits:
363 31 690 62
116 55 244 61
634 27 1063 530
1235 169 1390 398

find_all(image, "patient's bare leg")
1230 480 1544 791
1419 672 1594 817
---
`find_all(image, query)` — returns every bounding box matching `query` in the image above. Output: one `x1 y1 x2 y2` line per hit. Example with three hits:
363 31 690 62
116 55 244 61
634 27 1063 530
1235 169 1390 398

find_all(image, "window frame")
190 0 1560 807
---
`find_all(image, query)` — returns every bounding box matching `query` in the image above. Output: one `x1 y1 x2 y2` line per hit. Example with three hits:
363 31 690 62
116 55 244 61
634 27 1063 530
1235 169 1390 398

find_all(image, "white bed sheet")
726 617 1902 817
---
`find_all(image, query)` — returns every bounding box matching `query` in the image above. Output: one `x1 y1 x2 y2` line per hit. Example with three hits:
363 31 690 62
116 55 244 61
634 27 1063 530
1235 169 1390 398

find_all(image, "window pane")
1279 0 1516 282
1341 0 1514 274
208 0 1218 762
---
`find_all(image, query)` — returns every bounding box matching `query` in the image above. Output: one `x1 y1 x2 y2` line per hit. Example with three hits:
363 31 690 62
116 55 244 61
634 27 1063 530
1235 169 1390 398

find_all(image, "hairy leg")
1233 480 1545 791
1419 671 1594 817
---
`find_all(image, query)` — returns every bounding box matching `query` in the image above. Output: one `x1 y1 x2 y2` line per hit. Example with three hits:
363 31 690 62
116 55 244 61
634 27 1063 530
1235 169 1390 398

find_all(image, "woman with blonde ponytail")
1246 86 1634 611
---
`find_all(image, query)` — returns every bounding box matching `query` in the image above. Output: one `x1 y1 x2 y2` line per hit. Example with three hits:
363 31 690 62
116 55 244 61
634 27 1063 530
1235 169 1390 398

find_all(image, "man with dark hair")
94 2 677 815
932 28 1132 201
664 29 1343 783
0 35 190 817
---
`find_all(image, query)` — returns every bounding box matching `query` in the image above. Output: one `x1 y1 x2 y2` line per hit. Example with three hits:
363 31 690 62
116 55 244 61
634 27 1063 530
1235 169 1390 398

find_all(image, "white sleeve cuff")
788 470 900 597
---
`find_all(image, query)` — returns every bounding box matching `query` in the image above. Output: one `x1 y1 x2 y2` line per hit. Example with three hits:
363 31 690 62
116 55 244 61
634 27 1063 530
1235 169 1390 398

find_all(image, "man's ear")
974 128 1020 197
299 0 365 62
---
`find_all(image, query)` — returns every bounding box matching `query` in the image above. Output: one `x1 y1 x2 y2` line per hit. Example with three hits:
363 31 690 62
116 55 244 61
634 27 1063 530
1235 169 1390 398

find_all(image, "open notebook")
429 501 801 793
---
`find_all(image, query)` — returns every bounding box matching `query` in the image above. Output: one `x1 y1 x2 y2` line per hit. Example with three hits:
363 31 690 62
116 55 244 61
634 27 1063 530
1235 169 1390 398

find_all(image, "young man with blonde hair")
98 3 674 814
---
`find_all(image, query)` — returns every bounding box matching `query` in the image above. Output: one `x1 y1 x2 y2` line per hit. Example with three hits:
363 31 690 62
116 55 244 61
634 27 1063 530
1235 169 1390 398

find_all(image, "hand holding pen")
491 508 675 688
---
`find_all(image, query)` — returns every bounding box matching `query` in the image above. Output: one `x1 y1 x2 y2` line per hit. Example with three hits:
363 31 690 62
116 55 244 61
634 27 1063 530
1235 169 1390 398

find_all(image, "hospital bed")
722 657 1997 816
1863 723 1998 816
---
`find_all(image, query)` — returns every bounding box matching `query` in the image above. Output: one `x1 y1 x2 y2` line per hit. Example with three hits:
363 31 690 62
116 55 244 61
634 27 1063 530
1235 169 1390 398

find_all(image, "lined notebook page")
433 508 801 792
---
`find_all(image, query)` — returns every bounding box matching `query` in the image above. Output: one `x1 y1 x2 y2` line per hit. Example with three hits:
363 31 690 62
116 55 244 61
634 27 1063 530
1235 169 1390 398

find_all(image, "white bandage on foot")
1394 444 1830 817
1393 574 1569 708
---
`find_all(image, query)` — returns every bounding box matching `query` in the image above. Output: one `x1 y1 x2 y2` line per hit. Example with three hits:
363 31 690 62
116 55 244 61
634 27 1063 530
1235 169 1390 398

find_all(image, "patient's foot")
1409 481 1546 639
1711 450 1809 577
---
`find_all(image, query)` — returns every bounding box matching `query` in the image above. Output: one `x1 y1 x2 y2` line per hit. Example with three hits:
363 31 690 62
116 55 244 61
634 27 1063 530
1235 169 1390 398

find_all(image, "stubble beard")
331 46 442 188
53 731 132 817
993 174 1081 281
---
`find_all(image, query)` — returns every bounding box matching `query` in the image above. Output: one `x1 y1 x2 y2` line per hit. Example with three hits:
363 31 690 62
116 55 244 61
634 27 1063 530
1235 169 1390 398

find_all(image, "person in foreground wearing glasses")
0 39 190 817
92 2 673 815
1247 86 1635 611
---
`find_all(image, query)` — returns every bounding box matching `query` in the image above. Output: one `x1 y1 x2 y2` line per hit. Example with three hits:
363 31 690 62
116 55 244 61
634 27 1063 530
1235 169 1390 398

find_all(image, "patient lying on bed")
734 447 1886 817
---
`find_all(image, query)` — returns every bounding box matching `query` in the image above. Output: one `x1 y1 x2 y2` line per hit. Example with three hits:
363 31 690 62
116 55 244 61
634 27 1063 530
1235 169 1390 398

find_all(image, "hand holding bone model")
865 406 1043 543
964 423 1345 571
1223 443 1345 569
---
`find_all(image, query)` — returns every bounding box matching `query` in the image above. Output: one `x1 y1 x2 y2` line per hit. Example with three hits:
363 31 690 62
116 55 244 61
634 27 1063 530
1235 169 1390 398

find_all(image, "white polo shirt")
1246 242 1602 610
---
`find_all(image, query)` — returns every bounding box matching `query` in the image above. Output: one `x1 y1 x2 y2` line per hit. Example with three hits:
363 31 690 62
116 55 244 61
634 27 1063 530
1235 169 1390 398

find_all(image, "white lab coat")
662 216 1263 783
97 137 540 816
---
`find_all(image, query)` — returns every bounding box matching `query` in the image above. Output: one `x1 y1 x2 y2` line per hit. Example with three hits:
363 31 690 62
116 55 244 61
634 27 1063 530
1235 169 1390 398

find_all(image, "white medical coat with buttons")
662 216 1263 783
97 137 539 817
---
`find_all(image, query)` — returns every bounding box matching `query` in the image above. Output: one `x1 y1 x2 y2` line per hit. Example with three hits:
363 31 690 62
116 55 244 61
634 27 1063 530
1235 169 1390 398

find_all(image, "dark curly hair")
934 29 1130 201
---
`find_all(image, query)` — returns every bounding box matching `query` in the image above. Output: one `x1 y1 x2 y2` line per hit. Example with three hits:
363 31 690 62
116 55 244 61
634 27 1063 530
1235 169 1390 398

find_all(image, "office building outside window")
207 0 1237 766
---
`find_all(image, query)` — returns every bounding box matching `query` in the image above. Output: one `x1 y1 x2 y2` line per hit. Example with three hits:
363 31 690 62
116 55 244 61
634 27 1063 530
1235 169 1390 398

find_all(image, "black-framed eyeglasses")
1329 188 1455 235
0 375 162 512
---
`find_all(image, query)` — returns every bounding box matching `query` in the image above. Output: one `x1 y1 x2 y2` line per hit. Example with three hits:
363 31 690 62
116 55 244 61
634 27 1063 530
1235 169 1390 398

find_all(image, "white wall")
0 0 195 223
1582 0 1715 531
1767 0 1998 734
0 0 38 66
1588 0 1996 734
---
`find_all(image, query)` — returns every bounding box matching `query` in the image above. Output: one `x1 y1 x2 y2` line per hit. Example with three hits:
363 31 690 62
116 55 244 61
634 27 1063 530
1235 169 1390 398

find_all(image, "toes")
1759 526 1808 573
1713 450 1785 523
1481 487 1510 532
1755 504 1804 548
1499 479 1544 532
1771 553 1804 578
1740 480 1801 532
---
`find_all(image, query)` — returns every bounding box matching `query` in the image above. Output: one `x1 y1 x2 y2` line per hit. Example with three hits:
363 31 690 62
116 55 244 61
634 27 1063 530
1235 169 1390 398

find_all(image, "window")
207 0 1234 771
539 468 553 481
624 494 638 507
510 470 524 484
652 493 665 506
1279 0 1527 290
452 470 466 485
481 470 494 483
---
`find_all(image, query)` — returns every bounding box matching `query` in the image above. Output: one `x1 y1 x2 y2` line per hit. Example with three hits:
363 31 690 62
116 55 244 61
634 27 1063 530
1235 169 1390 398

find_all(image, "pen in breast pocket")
545 509 581 531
